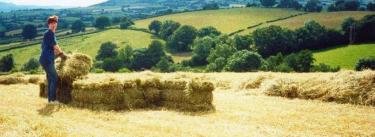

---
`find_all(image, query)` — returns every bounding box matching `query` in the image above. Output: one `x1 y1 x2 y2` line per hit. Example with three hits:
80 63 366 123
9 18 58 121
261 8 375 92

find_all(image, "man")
39 15 66 104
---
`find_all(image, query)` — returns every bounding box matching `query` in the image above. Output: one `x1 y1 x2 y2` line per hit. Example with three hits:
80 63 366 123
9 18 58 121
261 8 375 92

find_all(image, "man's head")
47 15 58 32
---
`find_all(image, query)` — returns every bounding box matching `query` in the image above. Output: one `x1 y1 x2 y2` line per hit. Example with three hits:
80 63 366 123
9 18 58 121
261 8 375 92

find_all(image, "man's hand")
58 52 67 60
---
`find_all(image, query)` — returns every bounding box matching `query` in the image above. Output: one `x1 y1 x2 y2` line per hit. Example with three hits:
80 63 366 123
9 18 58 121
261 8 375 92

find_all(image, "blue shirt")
39 29 57 65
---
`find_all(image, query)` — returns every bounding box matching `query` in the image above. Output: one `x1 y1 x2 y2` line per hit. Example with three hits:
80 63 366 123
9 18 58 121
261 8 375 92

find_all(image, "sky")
0 0 107 7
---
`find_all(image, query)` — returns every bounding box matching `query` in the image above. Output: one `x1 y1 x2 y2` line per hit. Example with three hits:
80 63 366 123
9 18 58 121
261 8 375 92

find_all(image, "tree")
159 20 181 40
265 53 284 71
260 0 276 7
207 43 236 63
71 20 86 33
94 16 111 29
22 24 37 40
206 57 226 72
304 0 322 12
156 57 173 72
120 17 134 29
278 0 301 9
0 54 14 72
197 26 221 38
118 45 134 68
356 15 375 43
368 3 375 11
0 25 6 38
167 25 197 52
112 17 121 24
355 57 375 71
295 20 327 50
190 37 214 66
225 50 262 72
328 0 360 11
132 48 153 70
22 58 39 71
341 17 357 36
233 34 253 50
203 3 219 10
149 20 162 34
253 25 297 57
96 42 118 60
102 57 122 72
284 50 314 72
147 40 166 66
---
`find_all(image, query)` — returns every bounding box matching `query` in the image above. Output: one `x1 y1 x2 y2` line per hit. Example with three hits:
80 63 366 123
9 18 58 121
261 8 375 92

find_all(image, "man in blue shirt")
39 16 66 104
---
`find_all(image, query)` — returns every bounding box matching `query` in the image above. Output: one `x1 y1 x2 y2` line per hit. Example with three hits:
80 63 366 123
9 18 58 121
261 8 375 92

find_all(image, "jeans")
41 63 58 102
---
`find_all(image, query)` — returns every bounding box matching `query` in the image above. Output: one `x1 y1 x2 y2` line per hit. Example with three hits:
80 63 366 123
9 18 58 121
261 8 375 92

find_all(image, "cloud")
0 0 107 7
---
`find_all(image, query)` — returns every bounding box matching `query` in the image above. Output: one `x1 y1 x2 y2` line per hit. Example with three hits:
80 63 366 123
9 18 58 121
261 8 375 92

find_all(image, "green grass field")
135 8 303 33
239 11 373 35
313 43 375 69
0 29 160 68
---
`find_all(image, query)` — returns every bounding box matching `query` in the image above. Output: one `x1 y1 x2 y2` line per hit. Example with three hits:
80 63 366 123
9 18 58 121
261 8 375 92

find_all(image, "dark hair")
47 16 58 24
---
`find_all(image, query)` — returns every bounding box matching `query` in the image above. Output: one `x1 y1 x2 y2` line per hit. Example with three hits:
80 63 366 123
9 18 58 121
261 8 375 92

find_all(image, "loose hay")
265 70 375 106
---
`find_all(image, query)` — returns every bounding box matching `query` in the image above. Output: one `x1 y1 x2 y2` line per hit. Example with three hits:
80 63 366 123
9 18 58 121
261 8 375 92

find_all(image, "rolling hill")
239 11 374 35
0 29 160 68
134 8 304 34
313 43 375 70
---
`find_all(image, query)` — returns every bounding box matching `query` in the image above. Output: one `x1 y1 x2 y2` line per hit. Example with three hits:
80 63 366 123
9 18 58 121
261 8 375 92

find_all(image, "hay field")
0 29 159 68
313 43 375 69
1 71 375 137
239 11 373 35
134 8 303 33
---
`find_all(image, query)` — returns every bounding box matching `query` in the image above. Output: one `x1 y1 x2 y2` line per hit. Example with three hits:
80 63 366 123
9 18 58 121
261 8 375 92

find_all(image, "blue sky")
0 0 107 7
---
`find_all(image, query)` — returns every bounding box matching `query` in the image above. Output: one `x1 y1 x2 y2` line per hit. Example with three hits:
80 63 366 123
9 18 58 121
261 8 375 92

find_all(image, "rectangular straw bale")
72 79 125 105
160 80 187 90
0 75 27 85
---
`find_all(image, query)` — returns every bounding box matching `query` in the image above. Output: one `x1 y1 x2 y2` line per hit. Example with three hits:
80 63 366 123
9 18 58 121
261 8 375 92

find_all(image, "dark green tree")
102 57 122 72
71 20 86 33
233 34 253 50
156 56 173 72
96 42 118 60
284 50 314 72
160 20 181 40
149 20 162 34
260 0 276 7
167 25 197 52
368 3 375 11
253 25 297 57
190 37 214 66
304 0 322 12
118 45 134 68
22 58 39 71
295 20 327 50
94 16 111 29
132 48 153 70
203 3 219 10
197 26 221 37
22 24 37 40
147 40 166 66
119 17 134 29
0 54 14 72
355 57 375 71
225 50 263 72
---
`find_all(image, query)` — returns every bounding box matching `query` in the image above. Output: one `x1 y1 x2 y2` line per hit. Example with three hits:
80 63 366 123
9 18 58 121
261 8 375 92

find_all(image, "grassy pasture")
239 11 373 35
135 8 304 33
1 72 375 136
313 43 375 69
0 29 159 68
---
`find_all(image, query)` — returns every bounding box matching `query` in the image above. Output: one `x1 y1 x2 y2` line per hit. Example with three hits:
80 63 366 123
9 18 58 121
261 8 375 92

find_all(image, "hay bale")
28 76 42 84
240 75 267 89
0 73 27 85
265 70 375 106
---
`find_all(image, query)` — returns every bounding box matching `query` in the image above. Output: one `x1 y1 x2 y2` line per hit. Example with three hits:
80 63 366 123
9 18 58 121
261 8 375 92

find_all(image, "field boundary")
228 12 309 36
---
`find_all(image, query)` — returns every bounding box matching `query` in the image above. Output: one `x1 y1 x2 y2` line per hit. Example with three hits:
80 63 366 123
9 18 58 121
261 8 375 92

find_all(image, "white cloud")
0 0 107 7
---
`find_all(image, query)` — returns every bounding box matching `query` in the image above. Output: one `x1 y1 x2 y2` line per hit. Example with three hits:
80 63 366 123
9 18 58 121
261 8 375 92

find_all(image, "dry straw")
265 70 375 106
0 73 27 85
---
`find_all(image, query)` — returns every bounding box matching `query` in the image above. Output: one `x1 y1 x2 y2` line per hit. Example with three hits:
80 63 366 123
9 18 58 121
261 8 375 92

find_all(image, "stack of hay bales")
39 53 92 103
265 70 375 106
0 73 42 85
68 77 215 111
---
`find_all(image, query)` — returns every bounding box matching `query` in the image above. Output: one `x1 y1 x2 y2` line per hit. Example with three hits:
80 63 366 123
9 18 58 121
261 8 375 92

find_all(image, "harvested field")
1 71 375 136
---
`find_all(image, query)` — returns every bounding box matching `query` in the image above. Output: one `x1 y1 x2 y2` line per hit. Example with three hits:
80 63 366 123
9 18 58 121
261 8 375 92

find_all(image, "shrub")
94 16 111 29
225 50 262 72
96 42 118 61
119 17 134 29
206 57 226 72
92 68 105 73
197 26 221 38
22 24 37 40
0 54 14 72
156 57 173 72
118 68 132 73
71 20 86 33
149 20 162 34
312 63 340 72
284 50 314 72
102 57 123 72
355 57 375 71
167 25 197 52
22 58 40 71
190 37 214 66
160 20 180 40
